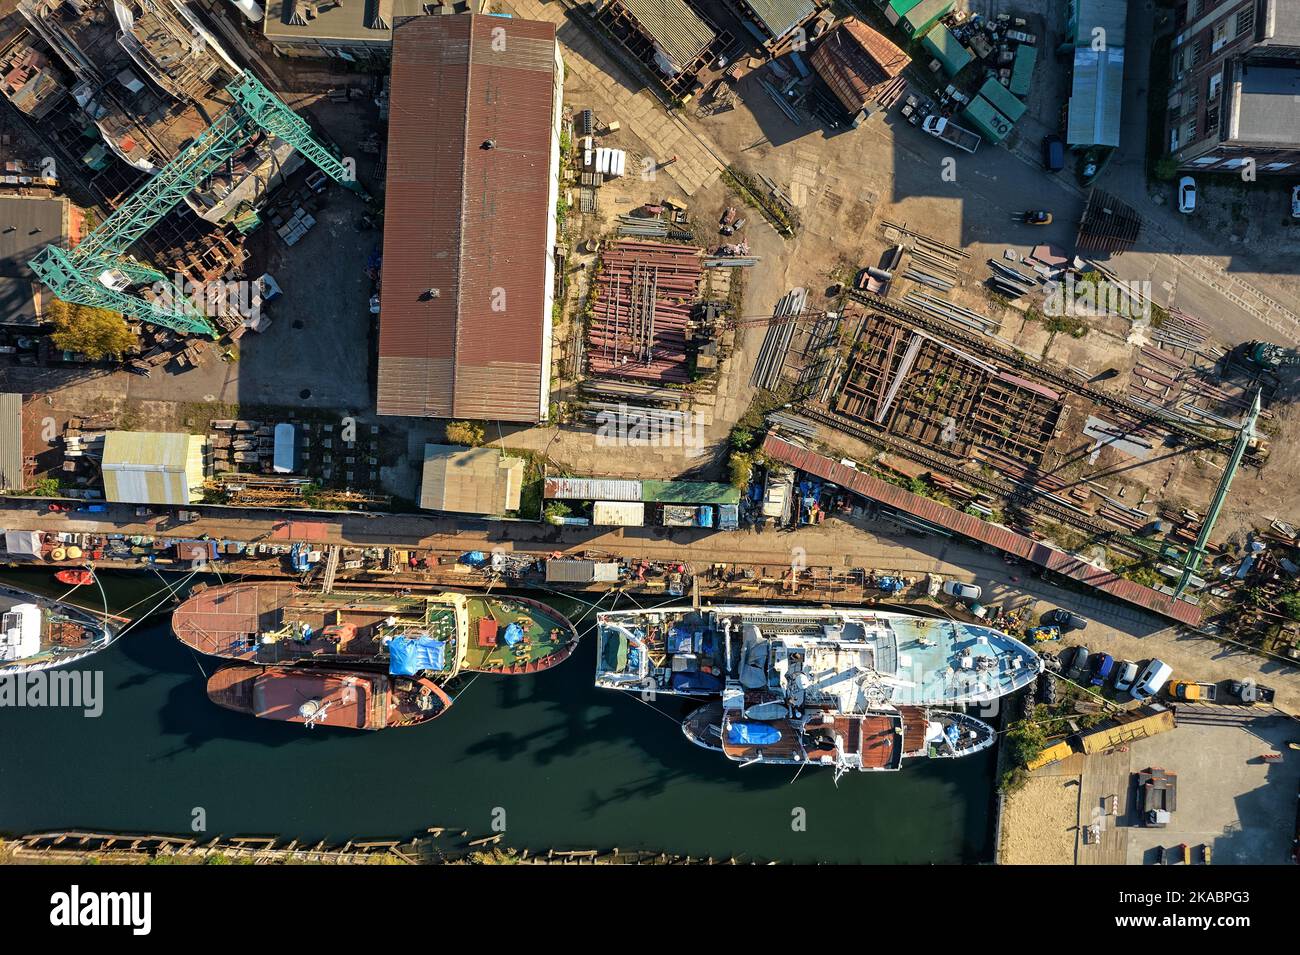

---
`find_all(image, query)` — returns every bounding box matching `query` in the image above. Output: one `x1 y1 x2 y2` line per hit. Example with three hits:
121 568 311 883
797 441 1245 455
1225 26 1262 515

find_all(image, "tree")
445 421 485 447
728 451 753 489
45 299 137 361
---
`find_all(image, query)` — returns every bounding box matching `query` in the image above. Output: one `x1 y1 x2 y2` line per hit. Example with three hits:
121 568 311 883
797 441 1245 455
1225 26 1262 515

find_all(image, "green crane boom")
28 70 363 338
1172 388 1261 599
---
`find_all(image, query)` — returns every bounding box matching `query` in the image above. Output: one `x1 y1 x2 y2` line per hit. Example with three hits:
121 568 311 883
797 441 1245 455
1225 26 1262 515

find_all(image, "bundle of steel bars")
587 240 702 383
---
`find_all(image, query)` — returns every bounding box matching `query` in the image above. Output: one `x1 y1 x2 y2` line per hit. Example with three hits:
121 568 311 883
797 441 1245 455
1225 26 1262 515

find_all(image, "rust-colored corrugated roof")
378 14 559 423
810 18 910 114
762 433 1203 627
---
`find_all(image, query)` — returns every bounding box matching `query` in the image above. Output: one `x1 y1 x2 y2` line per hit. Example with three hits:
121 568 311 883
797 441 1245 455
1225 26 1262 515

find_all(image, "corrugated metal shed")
377 15 560 423
545 559 621 583
810 18 910 113
102 431 206 505
545 477 642 501
1066 46 1125 147
1070 0 1127 47
978 76 1026 123
921 23 972 77
963 96 1014 142
641 480 741 504
885 0 923 25
901 0 954 36
1079 703 1176 754
592 501 646 526
740 0 816 42
0 393 23 491
617 0 715 70
419 444 524 515
762 434 1202 626
1010 42 1037 97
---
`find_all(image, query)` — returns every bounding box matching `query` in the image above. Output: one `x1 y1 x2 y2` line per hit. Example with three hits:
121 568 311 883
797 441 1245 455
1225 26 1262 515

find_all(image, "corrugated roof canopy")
419 444 524 515
1072 0 1127 47
378 14 559 422
742 0 815 42
618 0 715 70
1067 46 1124 147
810 18 910 113
102 431 206 504
0 394 23 491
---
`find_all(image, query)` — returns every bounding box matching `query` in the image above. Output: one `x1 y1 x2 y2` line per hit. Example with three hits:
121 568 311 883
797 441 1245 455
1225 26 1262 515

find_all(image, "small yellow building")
101 431 208 505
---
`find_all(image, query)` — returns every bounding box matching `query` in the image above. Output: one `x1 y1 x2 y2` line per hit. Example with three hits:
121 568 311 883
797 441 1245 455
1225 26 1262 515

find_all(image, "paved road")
3 501 1297 713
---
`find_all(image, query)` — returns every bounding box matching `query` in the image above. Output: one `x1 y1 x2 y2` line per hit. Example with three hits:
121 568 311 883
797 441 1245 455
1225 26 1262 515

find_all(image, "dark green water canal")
0 569 996 863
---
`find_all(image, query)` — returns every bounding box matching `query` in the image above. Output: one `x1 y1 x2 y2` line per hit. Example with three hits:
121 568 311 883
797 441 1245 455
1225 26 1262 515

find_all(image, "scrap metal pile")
586 240 703 384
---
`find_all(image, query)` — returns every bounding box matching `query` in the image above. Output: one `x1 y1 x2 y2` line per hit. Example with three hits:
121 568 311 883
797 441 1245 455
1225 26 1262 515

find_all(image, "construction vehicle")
1168 679 1217 702
921 114 982 153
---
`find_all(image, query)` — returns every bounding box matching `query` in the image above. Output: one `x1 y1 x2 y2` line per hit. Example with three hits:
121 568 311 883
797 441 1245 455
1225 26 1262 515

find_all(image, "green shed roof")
977 76 1026 122
641 480 741 504
886 0 924 22
921 23 972 76
963 96 1014 142
901 0 954 35
1009 43 1038 97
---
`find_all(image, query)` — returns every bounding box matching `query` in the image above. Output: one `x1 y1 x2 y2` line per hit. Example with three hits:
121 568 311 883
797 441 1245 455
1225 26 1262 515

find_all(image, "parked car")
1291 184 1300 219
942 581 982 601
1133 659 1173 700
1178 176 1197 214
1042 134 1065 172
1043 608 1087 632
1090 653 1115 687
1114 660 1139 693
1064 646 1090 682
1020 209 1053 225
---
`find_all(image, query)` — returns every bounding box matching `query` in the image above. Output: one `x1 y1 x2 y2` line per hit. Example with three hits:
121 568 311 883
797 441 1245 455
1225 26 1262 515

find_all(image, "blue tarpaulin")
726 722 782 746
459 551 489 567
388 635 447 675
502 622 525 646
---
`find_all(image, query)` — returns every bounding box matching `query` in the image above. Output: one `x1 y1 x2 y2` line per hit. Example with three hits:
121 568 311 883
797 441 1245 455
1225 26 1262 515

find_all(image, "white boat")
0 583 120 674
596 604 1041 705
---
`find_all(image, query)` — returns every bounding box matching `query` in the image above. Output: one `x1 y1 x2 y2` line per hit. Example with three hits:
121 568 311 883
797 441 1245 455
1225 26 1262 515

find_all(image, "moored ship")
682 702 996 776
596 604 1040 705
207 665 452 730
1 583 120 674
172 582 580 678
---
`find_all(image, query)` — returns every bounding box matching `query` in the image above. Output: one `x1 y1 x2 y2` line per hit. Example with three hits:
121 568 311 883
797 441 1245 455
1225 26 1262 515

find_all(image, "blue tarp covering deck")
388 635 447 675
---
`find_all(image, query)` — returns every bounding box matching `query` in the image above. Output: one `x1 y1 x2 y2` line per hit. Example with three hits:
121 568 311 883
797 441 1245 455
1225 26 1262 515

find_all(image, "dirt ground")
1000 770 1081 865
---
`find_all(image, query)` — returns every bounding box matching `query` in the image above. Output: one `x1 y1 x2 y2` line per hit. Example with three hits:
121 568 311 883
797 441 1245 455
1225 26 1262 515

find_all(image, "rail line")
795 403 1115 536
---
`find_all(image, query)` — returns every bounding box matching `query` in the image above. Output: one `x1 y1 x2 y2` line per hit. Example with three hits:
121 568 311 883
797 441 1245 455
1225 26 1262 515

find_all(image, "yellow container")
50 547 66 561
66 546 83 559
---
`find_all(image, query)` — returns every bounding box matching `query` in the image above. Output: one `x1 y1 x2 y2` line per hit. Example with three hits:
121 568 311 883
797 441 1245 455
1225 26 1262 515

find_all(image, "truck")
1168 679 1218 702
1138 767 1177 828
1227 679 1276 705
921 115 982 154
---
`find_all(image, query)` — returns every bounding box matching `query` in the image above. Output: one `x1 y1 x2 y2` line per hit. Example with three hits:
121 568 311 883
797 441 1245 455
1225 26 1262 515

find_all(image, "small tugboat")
1 583 119 674
172 582 580 678
682 702 995 776
207 664 452 730
54 569 96 587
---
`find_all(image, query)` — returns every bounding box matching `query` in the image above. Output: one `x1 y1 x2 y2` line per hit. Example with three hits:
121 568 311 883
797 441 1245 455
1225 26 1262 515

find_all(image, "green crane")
29 70 363 337
1172 388 1261 599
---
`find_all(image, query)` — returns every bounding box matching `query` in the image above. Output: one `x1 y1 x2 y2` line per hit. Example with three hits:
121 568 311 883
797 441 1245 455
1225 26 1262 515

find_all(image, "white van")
1132 659 1172 700
1114 661 1139 693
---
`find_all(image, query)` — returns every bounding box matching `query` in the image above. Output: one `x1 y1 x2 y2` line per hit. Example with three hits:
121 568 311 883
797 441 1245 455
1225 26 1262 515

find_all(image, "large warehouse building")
376 13 563 423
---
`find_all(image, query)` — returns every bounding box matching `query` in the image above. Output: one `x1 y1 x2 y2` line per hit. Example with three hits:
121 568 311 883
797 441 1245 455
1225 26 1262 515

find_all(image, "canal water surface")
0 569 996 863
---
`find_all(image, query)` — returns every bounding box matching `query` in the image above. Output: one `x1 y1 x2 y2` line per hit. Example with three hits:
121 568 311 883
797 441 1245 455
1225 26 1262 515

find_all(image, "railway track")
796 403 1114 536
848 292 1231 446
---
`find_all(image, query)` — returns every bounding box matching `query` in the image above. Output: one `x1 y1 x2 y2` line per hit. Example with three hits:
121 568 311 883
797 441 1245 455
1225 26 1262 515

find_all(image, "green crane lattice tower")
29 71 364 338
